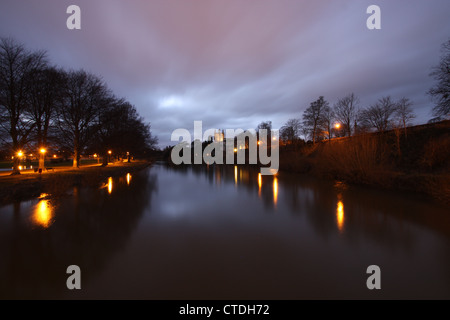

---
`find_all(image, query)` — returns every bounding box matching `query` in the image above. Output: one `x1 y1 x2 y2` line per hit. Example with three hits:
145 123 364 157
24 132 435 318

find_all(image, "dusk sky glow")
1 0 449 147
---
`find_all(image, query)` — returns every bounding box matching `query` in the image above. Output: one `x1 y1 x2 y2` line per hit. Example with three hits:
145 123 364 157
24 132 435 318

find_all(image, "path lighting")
108 150 112 154
17 151 23 157
40 148 46 154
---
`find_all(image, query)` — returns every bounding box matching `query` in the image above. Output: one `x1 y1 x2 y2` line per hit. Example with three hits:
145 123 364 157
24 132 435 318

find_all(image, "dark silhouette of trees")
0 38 157 171
90 98 157 166
321 105 334 140
302 96 329 143
256 121 272 142
0 37 47 174
56 69 110 168
25 66 64 169
393 97 415 137
333 93 359 137
360 96 397 132
280 118 301 143
428 39 450 120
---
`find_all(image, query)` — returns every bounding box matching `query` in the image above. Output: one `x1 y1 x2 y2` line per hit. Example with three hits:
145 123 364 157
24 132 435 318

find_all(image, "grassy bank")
280 120 450 204
0 160 151 206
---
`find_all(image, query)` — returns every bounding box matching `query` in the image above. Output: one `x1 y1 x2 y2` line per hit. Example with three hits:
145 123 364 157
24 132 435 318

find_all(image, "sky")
1 0 449 147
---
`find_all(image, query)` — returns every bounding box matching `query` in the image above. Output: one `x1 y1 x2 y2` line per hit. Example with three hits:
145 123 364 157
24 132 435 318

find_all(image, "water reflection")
2 164 450 299
258 173 262 197
0 170 156 299
108 177 113 194
336 200 344 233
32 198 54 228
126 173 131 185
273 177 278 207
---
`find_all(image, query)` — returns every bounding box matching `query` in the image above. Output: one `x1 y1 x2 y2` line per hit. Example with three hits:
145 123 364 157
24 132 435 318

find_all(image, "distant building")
214 129 224 142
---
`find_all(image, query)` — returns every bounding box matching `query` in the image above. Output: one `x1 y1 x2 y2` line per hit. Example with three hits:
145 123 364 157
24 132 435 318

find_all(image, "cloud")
1 0 449 146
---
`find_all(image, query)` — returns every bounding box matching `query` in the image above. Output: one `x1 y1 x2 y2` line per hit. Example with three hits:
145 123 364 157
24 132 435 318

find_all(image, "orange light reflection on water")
273 177 278 207
33 199 53 228
108 177 113 194
337 200 344 232
258 173 262 197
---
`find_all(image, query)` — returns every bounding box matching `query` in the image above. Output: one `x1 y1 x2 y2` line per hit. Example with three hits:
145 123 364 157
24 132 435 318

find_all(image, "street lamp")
335 123 341 129
108 150 112 163
39 148 46 170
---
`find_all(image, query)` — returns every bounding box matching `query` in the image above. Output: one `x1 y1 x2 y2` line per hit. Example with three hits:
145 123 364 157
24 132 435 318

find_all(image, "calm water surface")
0 163 449 299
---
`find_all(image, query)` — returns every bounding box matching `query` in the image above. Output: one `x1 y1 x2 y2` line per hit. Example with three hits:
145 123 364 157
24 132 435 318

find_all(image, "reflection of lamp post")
39 148 46 170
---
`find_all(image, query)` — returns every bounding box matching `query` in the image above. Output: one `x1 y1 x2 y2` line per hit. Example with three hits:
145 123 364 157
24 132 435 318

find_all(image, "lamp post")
108 150 112 163
39 148 46 170
334 123 341 138
17 151 23 171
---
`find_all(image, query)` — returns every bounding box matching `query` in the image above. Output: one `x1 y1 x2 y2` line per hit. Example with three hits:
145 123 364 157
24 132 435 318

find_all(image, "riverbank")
0 160 151 206
280 120 450 204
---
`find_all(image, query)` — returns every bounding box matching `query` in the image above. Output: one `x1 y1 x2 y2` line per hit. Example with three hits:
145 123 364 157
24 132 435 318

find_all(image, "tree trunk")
73 132 79 168
11 156 21 175
101 151 108 167
39 152 45 170
73 148 79 168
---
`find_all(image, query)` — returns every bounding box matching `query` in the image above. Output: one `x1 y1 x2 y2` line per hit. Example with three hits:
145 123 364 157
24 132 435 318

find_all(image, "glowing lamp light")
234 148 237 153
108 150 112 155
337 200 344 232
335 123 341 129
40 148 46 154
93 154 98 158
17 151 23 157
53 154 57 158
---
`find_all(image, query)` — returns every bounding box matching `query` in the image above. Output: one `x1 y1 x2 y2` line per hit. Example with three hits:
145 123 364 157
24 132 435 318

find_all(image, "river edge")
0 161 152 206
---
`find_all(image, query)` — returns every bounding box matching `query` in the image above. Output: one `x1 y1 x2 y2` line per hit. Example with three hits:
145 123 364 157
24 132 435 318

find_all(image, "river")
0 163 449 299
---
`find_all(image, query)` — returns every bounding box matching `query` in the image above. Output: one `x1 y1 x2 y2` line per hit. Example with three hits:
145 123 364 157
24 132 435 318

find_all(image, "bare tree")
89 97 157 166
333 93 359 137
428 39 450 120
321 106 334 140
394 97 415 137
56 69 109 168
256 120 272 142
360 96 397 132
280 118 301 143
0 37 47 174
302 96 329 143
25 66 64 169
